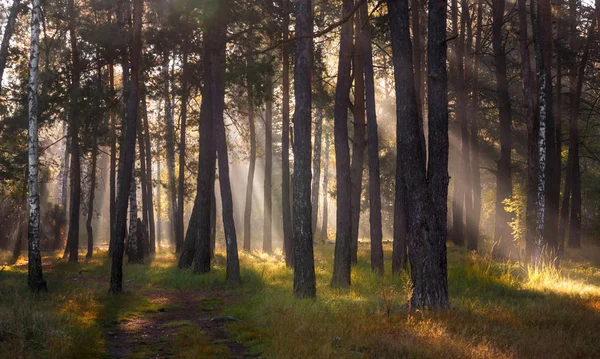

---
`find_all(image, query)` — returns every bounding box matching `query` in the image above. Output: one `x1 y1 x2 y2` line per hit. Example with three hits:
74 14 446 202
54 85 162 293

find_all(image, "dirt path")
104 288 254 358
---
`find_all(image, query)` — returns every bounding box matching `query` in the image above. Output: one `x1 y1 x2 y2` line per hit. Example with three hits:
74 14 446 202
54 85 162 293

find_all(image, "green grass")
1 243 600 358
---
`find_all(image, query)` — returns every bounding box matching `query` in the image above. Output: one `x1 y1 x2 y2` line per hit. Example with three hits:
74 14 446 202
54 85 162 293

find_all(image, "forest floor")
2 241 600 358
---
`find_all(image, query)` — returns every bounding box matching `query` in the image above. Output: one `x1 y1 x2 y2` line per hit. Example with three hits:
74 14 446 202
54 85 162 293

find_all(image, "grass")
1 242 600 358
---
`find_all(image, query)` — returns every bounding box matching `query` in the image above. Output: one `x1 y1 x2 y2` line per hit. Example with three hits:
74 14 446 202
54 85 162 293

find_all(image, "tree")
311 51 325 238
109 0 143 294
293 0 316 298
361 0 383 273
27 0 47 293
67 0 82 263
0 0 21 91
350 0 366 264
331 0 354 288
281 0 294 267
177 44 190 258
321 133 330 242
263 76 273 254
85 144 98 259
491 0 514 258
389 0 449 309
243 60 257 252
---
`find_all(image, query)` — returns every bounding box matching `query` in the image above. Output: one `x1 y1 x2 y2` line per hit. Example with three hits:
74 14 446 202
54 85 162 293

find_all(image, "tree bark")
137 92 149 257
293 0 316 298
518 0 539 260
27 0 47 292
163 50 181 251
109 63 117 254
67 0 82 263
282 0 294 267
86 145 98 259
311 59 324 237
243 65 256 252
331 0 354 288
350 0 366 263
109 0 143 294
177 47 189 257
127 175 139 263
491 0 514 258
0 0 21 91
142 89 156 253
320 134 330 242
361 1 383 274
263 77 273 253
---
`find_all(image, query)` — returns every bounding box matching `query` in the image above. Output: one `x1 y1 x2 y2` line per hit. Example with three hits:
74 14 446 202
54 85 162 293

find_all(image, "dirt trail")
104 289 253 358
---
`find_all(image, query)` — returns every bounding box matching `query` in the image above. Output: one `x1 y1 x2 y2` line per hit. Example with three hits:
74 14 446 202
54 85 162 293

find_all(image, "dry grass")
1 242 600 358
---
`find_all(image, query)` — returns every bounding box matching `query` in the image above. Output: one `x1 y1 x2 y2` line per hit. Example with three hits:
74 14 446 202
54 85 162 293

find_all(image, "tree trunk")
156 140 162 249
27 0 47 292
332 0 354 288
491 0 514 258
311 63 324 237
67 0 82 263
179 193 198 268
212 2 241 284
127 175 139 263
177 47 189 257
109 0 143 294
293 0 316 298
163 50 181 252
137 94 149 257
282 0 294 267
0 0 21 91
350 1 366 263
109 63 117 254
411 0 424 118
320 134 330 242
520 0 539 260
361 1 383 274
243 65 256 252
467 0 483 252
86 145 98 259
263 76 273 254
142 90 156 253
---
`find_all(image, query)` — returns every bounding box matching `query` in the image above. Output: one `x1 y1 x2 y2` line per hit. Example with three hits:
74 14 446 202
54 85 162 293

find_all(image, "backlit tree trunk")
282 0 294 267
27 0 47 292
362 0 384 273
321 134 330 241
86 145 98 259
350 0 366 263
177 47 189 257
263 77 273 254
142 90 156 253
293 0 316 298
109 0 143 294
243 64 256 252
331 0 354 288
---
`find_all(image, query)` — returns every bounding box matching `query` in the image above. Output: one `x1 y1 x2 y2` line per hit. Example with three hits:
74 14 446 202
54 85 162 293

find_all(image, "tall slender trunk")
156 140 162 249
142 90 155 253
109 0 143 294
282 0 294 267
67 0 82 263
331 0 354 288
531 0 554 262
127 175 139 263
86 145 98 258
411 0 423 117
293 0 316 298
163 50 181 251
361 1 383 274
243 65 256 252
491 0 514 258
137 93 149 256
568 10 595 248
320 134 330 241
467 0 483 251
519 0 539 260
350 1 366 263
27 0 46 292
311 59 324 237
0 0 21 90
212 2 241 284
263 77 273 253
109 63 117 254
177 47 189 256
